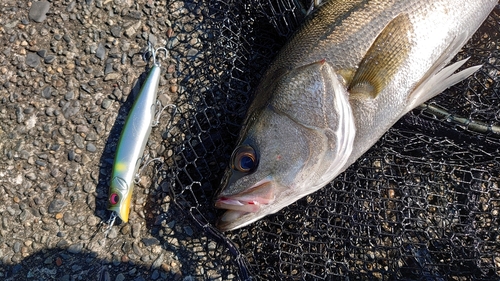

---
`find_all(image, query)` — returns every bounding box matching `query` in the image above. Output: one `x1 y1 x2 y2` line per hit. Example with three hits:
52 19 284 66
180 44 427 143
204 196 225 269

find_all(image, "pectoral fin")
405 31 480 111
349 13 413 99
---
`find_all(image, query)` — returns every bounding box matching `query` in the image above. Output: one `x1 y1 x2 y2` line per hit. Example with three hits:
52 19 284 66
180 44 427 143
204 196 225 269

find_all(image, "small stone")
55 257 63 266
107 227 118 239
86 143 96 152
73 134 84 149
151 270 159 280
63 34 71 43
48 199 67 214
65 91 75 100
82 184 94 195
115 273 126 281
132 241 143 256
148 33 157 46
86 216 99 226
56 240 69 248
127 10 142 20
66 1 76 12
25 172 37 180
166 37 178 49
37 49 47 57
110 25 122 38
39 182 51 191
41 86 53 99
44 55 56 64
63 212 79 226
169 85 177 93
29 1 51 23
104 62 114 75
51 144 61 151
124 21 141 38
62 100 81 119
166 28 174 38
160 263 170 272
67 243 83 254
76 125 89 134
68 150 75 161
104 72 121 81
101 99 113 109
55 213 63 219
151 254 164 269
132 223 141 238
81 84 92 94
13 241 21 253
187 48 198 58
121 224 131 235
96 43 106 60
45 107 54 116
26 53 40 68
141 237 159 246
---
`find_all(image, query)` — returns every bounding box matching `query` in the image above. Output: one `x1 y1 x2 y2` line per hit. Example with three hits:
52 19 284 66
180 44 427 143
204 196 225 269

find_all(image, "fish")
107 48 164 222
215 0 497 231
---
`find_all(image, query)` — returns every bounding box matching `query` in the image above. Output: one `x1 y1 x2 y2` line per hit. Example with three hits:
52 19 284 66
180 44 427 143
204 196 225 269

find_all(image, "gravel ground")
0 1 216 280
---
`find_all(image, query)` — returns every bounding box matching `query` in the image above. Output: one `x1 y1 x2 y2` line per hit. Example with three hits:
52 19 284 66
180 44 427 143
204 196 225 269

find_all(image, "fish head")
215 60 355 231
215 110 317 231
108 176 133 222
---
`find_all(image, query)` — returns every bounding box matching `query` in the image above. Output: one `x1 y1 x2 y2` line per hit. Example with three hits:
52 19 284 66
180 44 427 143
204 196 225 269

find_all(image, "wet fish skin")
215 0 497 231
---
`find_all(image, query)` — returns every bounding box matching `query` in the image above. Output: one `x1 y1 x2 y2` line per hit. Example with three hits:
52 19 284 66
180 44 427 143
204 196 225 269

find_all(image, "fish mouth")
215 179 275 228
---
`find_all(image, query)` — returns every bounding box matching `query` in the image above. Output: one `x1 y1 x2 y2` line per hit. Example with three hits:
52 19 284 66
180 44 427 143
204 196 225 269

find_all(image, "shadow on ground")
0 247 167 281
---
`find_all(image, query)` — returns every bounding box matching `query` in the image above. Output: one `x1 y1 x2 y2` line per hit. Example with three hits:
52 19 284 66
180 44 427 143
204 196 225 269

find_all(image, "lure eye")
231 145 257 173
109 193 120 205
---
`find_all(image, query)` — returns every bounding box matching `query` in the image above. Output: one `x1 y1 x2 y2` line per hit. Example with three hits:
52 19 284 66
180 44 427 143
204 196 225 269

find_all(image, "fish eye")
231 145 257 173
109 193 119 205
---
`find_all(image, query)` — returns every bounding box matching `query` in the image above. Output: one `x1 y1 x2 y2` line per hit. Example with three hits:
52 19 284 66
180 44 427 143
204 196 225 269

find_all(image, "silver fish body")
108 64 161 222
215 0 497 231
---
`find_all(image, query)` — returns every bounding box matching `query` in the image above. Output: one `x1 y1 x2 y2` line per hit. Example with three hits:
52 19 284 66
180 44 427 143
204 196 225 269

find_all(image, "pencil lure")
108 47 166 222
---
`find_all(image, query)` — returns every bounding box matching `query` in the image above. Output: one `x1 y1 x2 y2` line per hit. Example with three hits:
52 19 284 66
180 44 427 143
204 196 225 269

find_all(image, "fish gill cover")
155 0 500 280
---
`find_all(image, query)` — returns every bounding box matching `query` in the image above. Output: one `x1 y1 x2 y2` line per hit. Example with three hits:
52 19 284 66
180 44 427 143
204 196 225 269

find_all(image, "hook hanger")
144 42 169 67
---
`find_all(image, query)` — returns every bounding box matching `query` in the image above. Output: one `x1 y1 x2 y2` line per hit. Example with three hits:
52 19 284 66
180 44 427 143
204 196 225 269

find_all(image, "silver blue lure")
107 46 167 222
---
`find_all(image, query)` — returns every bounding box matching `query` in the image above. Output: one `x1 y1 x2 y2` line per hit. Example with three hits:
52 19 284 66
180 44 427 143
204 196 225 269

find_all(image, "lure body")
108 64 161 222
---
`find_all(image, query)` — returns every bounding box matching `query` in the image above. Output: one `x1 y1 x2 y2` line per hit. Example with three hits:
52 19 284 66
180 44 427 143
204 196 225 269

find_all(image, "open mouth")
215 179 275 222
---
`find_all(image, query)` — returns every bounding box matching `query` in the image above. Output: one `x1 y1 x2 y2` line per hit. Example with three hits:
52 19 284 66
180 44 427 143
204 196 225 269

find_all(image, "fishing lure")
108 46 167 222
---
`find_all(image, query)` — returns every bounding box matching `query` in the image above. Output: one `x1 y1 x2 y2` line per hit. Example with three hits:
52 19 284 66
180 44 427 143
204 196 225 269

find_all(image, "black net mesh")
154 0 500 280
